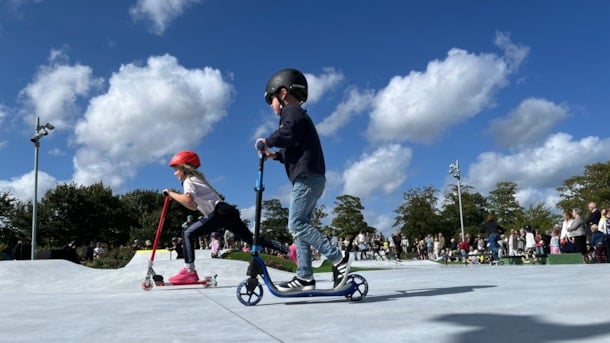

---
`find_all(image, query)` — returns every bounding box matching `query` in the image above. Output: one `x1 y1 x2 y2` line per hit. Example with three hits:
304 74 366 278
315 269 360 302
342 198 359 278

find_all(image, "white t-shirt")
599 216 608 235
183 176 222 217
561 219 572 240
525 232 536 249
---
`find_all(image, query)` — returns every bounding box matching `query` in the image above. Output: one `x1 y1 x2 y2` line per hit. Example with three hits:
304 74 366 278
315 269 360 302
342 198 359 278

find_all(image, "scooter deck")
267 282 353 297
155 279 214 287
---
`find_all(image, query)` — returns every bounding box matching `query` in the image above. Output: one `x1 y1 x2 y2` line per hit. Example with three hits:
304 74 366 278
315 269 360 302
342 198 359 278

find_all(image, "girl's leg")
215 202 288 253
182 217 210 267
214 203 254 245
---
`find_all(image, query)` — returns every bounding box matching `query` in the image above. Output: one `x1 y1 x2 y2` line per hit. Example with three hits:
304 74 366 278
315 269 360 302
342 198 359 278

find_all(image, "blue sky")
1 0 610 235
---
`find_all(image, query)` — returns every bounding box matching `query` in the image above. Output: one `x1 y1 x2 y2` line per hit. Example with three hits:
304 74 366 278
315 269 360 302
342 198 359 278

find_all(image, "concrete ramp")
2 253 609 343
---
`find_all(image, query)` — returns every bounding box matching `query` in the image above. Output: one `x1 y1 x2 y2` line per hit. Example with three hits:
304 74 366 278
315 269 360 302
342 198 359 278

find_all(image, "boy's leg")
289 174 341 280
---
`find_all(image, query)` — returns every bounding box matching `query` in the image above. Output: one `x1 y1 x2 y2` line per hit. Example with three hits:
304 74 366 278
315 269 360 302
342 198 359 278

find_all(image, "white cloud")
324 170 343 192
48 147 65 156
464 133 610 207
368 212 394 236
0 170 58 202
367 32 528 144
0 104 7 124
0 105 7 148
304 68 344 104
273 183 293 206
19 49 102 130
494 31 530 73
72 54 233 188
515 187 562 211
490 98 568 148
343 144 412 199
5 0 43 14
130 0 201 36
252 117 277 140
239 205 256 229
317 87 374 136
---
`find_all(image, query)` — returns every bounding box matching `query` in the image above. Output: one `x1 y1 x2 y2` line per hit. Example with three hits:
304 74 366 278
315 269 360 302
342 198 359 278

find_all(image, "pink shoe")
168 268 187 282
168 269 199 285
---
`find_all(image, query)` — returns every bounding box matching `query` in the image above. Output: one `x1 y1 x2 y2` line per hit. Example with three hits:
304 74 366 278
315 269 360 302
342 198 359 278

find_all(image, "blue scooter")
236 143 368 306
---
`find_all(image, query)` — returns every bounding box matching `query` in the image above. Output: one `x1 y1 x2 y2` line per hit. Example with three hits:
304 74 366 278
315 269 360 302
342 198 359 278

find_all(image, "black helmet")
264 68 308 104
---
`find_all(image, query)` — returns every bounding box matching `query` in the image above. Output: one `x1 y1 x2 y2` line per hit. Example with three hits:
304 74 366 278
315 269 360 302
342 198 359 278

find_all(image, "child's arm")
163 189 197 211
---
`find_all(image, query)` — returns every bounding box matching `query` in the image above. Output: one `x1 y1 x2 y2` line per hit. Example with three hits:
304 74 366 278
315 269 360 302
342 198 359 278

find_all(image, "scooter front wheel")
345 274 368 302
142 279 153 291
237 278 264 306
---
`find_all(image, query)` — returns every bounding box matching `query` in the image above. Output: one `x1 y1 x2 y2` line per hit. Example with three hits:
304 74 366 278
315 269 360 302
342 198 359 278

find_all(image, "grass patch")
87 246 135 269
224 251 382 273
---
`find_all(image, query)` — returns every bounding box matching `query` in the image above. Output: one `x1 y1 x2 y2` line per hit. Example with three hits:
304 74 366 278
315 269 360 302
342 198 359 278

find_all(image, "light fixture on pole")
30 116 54 260
449 160 465 244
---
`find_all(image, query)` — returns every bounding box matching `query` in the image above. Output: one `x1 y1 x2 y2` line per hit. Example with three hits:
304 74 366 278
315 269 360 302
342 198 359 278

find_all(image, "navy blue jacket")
266 104 325 183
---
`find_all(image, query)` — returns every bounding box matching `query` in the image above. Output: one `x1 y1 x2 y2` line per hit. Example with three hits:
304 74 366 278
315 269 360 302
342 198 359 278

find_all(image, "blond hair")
179 164 223 200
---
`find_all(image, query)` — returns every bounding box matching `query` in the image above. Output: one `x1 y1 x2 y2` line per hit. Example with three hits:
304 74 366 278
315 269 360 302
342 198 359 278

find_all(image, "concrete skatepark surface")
1 250 609 343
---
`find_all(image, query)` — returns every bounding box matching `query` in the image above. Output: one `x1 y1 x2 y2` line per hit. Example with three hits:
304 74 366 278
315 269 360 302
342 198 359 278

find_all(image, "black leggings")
182 202 254 264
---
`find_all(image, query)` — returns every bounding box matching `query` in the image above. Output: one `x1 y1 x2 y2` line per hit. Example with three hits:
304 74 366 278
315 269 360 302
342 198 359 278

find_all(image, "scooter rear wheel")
345 274 368 301
237 278 264 306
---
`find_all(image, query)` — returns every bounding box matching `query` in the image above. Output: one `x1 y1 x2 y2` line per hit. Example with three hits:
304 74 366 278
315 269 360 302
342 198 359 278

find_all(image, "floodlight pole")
450 160 465 243
31 117 40 260
30 116 53 260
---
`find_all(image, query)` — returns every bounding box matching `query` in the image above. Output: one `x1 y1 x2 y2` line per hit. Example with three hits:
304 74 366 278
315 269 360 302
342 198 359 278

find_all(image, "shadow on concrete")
434 313 610 343
283 285 496 306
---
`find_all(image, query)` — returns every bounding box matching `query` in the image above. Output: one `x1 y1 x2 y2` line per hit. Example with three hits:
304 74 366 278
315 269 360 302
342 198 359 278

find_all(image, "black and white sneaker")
332 252 353 289
277 277 316 292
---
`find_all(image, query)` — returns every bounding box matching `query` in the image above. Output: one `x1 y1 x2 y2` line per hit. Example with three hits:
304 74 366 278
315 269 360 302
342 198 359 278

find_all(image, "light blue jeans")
289 173 341 279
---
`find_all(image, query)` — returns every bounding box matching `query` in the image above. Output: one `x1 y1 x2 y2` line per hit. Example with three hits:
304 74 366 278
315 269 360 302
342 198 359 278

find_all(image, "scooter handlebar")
256 141 266 152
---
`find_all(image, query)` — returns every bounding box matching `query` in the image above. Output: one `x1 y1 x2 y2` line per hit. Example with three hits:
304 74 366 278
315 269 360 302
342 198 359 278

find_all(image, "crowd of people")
432 202 610 265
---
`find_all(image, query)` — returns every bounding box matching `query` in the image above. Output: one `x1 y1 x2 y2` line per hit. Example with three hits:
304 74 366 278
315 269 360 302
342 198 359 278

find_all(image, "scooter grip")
256 141 266 151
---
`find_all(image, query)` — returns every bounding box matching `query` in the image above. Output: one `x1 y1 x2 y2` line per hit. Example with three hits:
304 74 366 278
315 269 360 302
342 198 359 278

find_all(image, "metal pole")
31 117 40 260
456 161 465 243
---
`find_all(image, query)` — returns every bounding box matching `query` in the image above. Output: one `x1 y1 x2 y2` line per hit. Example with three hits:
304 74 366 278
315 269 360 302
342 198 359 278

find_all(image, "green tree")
441 185 488 239
487 181 524 227
312 204 328 232
37 182 132 247
121 190 195 246
394 186 442 243
5 201 32 241
516 202 560 232
557 161 610 212
0 193 19 251
331 195 370 238
260 199 291 244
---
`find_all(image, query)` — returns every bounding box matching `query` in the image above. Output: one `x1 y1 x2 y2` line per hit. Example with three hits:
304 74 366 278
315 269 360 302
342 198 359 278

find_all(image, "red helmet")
169 150 201 168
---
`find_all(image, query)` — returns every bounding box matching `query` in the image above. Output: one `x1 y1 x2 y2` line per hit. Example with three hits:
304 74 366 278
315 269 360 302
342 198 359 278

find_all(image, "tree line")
2 161 609 255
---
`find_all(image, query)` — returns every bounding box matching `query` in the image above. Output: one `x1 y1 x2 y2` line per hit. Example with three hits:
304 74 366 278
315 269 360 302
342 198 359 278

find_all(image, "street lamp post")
30 117 54 260
449 160 465 244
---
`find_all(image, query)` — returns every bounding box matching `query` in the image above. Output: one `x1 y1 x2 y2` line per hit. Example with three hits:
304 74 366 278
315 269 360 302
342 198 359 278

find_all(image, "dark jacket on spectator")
586 209 602 229
482 221 504 235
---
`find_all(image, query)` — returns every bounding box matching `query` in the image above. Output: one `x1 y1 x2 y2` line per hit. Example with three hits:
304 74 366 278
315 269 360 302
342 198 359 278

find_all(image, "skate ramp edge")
0 249 294 293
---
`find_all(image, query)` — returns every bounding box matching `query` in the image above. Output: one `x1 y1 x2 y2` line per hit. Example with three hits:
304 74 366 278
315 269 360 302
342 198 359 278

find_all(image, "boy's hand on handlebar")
254 138 268 152
265 151 277 160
